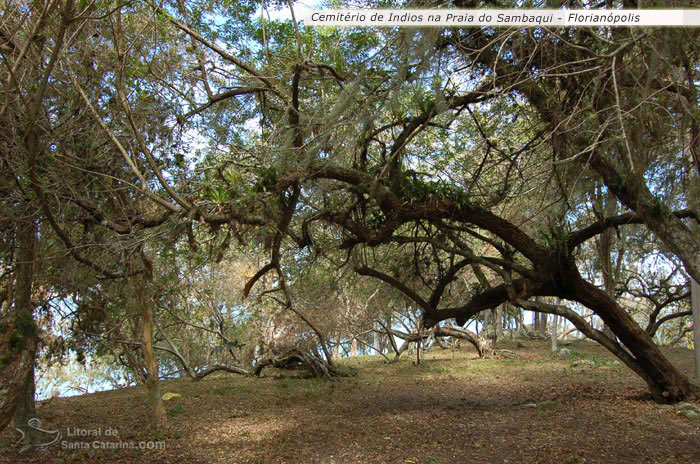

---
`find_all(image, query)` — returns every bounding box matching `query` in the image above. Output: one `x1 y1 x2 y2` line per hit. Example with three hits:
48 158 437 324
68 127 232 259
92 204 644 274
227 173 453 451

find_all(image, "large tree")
3 3 700 438
73 1 700 401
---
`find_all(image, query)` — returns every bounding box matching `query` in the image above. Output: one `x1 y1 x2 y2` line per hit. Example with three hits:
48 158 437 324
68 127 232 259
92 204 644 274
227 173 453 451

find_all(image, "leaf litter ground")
1 339 699 464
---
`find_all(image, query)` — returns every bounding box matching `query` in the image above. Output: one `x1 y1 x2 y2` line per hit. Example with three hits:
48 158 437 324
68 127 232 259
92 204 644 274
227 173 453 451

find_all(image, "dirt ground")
2 339 699 464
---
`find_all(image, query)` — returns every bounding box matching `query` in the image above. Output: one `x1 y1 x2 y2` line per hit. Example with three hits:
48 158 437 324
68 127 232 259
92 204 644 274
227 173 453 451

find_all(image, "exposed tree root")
191 364 251 381
254 349 351 379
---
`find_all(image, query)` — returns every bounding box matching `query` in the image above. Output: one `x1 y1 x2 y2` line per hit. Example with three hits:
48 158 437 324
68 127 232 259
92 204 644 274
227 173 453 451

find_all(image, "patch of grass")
463 358 506 374
568 352 620 367
166 404 184 417
339 355 385 369
276 378 295 390
428 364 450 375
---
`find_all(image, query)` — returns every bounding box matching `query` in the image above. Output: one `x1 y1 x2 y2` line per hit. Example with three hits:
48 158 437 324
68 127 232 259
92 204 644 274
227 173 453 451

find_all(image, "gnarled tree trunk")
254 349 348 378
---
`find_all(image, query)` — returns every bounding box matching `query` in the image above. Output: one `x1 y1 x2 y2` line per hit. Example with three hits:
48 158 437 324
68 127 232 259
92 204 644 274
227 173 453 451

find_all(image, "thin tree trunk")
538 300 547 337
138 290 166 427
373 324 381 353
551 314 559 353
416 337 424 365
132 253 166 428
333 334 341 358
517 309 526 336
494 306 503 346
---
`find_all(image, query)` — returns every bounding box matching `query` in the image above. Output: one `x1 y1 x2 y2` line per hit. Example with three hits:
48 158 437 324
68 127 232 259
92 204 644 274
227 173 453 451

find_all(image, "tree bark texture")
0 219 38 433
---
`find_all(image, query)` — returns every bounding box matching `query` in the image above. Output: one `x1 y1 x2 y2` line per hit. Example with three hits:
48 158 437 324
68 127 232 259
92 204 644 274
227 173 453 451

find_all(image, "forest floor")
1 339 699 464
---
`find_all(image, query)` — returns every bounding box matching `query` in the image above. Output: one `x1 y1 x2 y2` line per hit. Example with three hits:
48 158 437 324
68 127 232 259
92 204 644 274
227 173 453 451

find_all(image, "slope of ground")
1 339 699 464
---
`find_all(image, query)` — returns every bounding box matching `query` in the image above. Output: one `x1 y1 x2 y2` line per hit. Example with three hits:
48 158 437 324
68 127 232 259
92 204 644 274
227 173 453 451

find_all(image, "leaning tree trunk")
379 321 402 360
0 218 38 434
568 268 691 402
